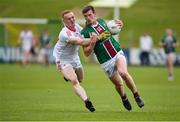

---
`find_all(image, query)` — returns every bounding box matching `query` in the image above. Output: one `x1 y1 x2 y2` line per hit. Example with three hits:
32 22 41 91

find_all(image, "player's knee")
69 76 78 85
115 82 123 89
71 79 79 86
112 79 123 87
119 70 129 79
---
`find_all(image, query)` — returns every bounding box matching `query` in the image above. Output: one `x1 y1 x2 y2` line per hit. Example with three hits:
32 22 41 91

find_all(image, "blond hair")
61 10 72 19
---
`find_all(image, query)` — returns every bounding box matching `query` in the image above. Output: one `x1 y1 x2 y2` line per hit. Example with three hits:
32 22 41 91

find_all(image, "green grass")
0 64 180 121
0 0 91 19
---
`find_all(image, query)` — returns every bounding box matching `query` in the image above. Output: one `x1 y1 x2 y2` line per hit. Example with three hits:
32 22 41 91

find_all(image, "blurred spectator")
31 34 39 56
18 27 34 65
39 30 51 66
139 33 153 65
160 28 179 80
30 34 39 63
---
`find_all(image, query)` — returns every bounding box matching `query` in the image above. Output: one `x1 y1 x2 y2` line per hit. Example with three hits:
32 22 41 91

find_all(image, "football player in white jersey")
19 27 34 65
53 10 97 112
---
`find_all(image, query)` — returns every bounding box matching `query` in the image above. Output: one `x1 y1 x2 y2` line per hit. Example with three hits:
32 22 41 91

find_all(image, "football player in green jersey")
160 28 179 80
81 5 144 111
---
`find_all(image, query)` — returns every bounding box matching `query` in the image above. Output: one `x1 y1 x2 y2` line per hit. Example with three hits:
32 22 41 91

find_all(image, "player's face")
83 10 96 25
166 29 173 36
63 12 75 30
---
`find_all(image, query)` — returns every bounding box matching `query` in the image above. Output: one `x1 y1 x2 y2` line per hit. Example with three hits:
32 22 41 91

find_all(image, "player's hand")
90 32 98 44
98 31 110 40
115 19 123 28
172 43 178 48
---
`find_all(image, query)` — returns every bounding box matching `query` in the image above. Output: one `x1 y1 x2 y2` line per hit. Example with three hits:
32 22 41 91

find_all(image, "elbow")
85 53 89 57
84 51 91 57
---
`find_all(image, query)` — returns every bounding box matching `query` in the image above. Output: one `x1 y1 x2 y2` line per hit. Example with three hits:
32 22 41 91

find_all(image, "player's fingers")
115 20 123 27
104 32 110 36
91 35 97 43
89 32 92 37
91 32 97 36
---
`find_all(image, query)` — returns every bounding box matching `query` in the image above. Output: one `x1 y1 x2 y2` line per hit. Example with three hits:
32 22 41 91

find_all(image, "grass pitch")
0 64 180 121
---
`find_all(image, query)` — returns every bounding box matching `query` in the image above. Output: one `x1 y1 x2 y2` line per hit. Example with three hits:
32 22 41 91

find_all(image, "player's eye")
67 16 74 20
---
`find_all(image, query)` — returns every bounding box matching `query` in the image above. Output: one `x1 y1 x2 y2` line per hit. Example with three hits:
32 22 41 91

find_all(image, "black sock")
84 98 89 103
121 94 127 100
133 92 140 98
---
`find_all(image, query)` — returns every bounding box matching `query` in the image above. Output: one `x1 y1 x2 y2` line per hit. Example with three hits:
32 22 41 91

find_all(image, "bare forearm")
69 37 91 46
81 38 91 46
173 42 179 47
83 42 96 57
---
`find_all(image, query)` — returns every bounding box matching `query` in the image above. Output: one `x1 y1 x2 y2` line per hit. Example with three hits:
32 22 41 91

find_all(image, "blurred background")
0 0 179 65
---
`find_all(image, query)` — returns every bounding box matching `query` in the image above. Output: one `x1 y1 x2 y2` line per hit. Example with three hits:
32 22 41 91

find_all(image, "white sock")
73 84 88 101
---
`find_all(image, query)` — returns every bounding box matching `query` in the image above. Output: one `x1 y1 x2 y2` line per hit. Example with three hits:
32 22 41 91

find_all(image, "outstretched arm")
173 41 179 48
83 33 97 57
69 37 91 46
159 41 165 47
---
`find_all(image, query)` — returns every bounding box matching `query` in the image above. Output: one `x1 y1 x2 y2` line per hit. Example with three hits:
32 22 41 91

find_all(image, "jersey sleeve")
173 35 177 42
161 35 166 42
81 28 90 39
59 30 71 43
76 23 83 32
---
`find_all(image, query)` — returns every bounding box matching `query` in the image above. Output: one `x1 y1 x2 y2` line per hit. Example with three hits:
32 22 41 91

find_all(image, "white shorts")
100 50 125 77
166 52 176 62
22 45 31 52
55 58 82 71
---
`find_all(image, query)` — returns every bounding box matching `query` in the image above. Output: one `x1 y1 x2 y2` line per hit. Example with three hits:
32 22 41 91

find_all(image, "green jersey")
161 35 177 54
81 19 121 64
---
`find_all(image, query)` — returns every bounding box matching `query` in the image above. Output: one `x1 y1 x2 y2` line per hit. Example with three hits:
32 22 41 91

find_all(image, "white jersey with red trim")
53 23 82 61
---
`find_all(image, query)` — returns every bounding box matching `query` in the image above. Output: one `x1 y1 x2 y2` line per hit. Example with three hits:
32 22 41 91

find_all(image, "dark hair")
82 5 95 14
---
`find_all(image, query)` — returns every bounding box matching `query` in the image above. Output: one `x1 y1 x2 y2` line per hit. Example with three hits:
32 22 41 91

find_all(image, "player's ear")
94 11 96 16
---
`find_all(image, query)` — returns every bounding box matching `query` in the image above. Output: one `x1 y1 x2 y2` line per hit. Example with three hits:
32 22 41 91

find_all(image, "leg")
57 64 95 112
116 55 144 108
61 66 87 101
75 67 84 83
166 54 175 80
141 52 146 65
64 65 84 83
74 67 95 112
140 52 144 65
44 48 50 66
116 55 138 94
22 51 27 65
146 52 150 65
109 72 125 97
44 54 49 66
109 72 132 111
23 51 30 65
